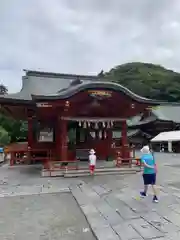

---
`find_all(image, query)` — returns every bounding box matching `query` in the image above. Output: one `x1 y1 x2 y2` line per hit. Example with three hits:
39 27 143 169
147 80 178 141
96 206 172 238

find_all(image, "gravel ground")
0 192 95 240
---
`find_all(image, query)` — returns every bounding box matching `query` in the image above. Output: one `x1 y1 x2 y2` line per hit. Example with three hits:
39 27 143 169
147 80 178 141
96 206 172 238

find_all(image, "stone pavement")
1 153 180 239
71 177 180 240
0 193 96 240
0 165 94 240
70 153 180 239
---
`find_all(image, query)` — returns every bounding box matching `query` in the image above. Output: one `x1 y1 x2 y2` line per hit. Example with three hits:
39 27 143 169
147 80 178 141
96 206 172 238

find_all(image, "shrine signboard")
88 90 112 99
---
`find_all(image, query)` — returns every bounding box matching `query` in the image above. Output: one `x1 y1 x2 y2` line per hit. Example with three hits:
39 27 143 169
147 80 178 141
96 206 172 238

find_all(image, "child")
140 145 158 203
89 149 96 175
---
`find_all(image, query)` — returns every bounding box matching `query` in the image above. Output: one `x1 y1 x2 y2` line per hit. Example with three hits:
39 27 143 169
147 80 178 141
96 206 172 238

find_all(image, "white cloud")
1 0 180 93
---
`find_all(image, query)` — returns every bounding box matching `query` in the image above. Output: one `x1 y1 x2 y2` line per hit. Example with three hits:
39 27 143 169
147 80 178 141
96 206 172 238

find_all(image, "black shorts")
143 173 156 185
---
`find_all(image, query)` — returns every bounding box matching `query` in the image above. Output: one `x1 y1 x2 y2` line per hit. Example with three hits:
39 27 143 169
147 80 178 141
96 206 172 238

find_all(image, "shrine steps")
64 169 138 177
41 167 140 177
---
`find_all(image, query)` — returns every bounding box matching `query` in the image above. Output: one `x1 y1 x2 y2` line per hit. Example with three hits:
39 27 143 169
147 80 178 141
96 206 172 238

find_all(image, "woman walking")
140 145 158 203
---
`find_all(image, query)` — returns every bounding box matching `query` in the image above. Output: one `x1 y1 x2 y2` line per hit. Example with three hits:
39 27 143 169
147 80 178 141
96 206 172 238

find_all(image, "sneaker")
153 195 159 203
140 191 147 198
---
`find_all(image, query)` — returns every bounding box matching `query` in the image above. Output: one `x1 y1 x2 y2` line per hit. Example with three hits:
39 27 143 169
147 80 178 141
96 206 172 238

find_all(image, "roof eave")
0 97 33 105
24 69 99 80
31 82 163 105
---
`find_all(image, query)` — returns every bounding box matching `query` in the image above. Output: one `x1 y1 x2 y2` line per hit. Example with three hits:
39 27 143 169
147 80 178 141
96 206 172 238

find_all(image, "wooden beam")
61 117 127 121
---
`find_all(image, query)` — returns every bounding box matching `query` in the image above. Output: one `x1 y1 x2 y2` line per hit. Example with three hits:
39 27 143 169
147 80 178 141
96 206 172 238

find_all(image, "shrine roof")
151 105 180 123
127 115 157 127
128 104 180 127
113 129 140 138
0 69 170 105
0 70 99 104
31 80 162 104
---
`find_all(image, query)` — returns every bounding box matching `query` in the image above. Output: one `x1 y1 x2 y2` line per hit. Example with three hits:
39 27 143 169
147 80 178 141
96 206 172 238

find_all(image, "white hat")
140 145 150 154
89 149 95 154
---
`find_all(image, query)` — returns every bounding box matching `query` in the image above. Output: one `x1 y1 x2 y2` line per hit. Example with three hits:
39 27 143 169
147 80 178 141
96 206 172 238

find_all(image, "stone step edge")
64 171 136 178
42 170 137 177
64 167 139 173
42 167 140 173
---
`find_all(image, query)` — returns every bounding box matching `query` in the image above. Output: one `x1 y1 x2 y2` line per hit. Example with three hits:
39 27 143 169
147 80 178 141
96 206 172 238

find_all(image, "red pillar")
28 117 33 148
60 118 68 161
121 120 130 159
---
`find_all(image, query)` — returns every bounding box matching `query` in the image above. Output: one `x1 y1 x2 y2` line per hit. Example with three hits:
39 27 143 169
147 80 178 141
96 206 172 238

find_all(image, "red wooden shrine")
0 70 160 169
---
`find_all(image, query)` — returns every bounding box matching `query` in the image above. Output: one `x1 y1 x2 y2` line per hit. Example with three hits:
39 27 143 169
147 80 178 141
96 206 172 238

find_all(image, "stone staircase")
42 166 140 177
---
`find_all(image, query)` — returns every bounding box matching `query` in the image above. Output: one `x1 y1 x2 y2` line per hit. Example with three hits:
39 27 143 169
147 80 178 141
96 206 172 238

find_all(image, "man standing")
140 145 158 203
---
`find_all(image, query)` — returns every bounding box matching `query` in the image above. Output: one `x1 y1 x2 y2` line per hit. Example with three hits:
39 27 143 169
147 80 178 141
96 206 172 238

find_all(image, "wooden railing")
4 142 53 167
5 142 139 170
8 149 52 166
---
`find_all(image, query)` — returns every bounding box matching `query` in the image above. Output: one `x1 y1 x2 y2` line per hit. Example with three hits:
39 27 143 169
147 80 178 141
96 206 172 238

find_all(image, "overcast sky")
1 0 180 93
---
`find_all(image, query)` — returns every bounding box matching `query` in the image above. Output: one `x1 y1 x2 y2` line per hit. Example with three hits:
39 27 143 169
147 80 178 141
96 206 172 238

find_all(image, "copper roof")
0 69 165 105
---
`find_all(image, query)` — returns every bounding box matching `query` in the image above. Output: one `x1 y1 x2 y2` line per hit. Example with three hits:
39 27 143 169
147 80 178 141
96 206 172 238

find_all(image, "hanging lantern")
104 131 107 139
110 121 114 127
65 100 70 107
131 103 135 109
99 130 102 139
102 122 105 128
88 121 91 128
79 121 82 127
95 122 98 129
83 121 87 128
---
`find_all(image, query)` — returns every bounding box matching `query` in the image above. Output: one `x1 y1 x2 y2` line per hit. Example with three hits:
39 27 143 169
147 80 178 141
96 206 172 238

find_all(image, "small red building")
1 70 160 169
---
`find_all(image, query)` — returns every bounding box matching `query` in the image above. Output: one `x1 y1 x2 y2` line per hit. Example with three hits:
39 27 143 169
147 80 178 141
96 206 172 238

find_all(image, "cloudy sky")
1 0 180 93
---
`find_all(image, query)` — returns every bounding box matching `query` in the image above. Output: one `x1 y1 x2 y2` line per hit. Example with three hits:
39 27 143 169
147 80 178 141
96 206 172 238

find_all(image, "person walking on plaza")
140 145 158 203
89 149 96 175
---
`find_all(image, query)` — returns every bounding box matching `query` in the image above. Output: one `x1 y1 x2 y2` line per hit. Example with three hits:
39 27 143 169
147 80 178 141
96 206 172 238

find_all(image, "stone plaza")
0 152 180 239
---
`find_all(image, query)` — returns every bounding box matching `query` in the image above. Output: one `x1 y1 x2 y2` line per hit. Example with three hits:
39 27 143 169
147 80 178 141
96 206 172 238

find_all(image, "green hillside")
101 62 180 102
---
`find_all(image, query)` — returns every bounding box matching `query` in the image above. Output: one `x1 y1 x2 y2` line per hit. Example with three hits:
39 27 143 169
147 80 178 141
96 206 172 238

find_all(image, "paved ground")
0 193 95 240
1 152 180 239
0 165 95 240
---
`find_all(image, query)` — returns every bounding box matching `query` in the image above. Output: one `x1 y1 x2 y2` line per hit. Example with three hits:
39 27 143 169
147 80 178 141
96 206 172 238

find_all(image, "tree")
0 126 10 146
103 62 180 102
0 84 27 143
0 84 8 95
0 114 27 143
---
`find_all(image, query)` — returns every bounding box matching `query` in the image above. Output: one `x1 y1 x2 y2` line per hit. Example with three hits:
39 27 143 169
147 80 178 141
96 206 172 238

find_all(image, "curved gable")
32 81 161 105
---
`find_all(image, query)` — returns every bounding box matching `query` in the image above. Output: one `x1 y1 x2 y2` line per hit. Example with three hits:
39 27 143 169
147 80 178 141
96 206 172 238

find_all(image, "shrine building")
0 70 162 170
